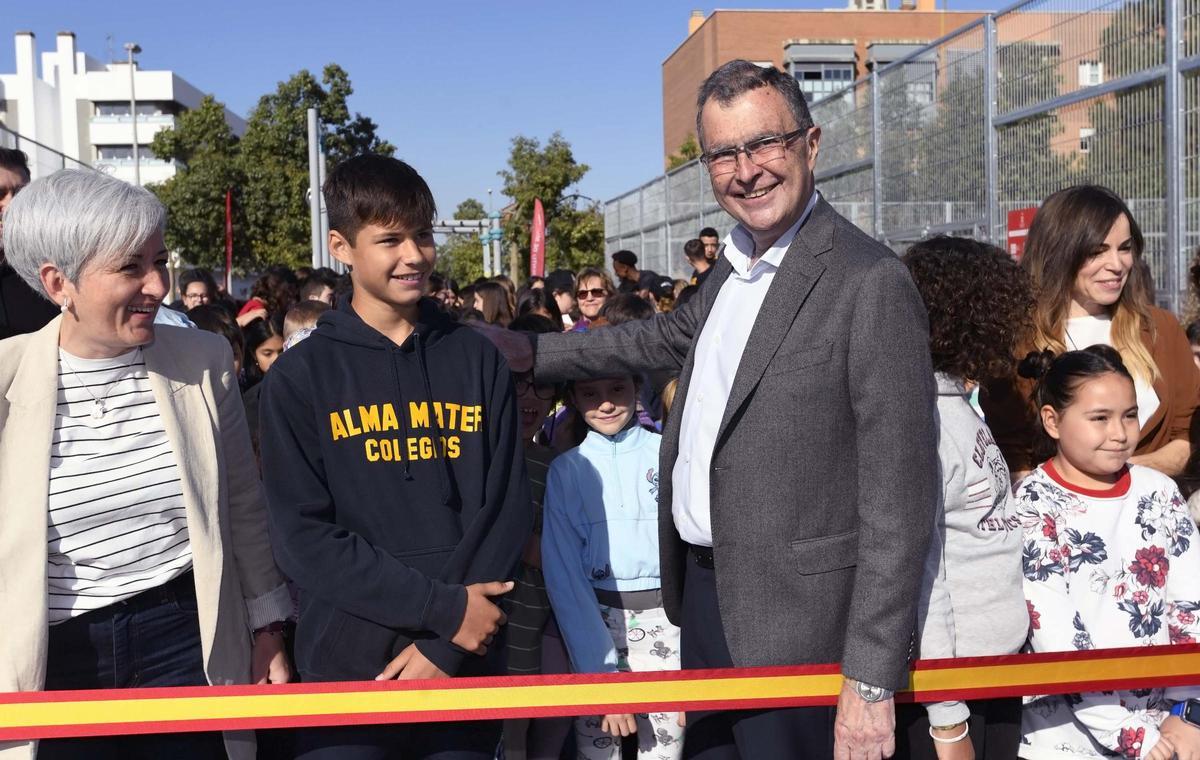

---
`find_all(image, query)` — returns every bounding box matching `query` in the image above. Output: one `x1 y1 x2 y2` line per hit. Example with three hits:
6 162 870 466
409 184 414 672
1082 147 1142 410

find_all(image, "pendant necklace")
60 348 143 420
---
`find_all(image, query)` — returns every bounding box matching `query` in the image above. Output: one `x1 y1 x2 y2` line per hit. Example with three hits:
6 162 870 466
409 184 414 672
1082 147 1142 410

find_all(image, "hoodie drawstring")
415 333 460 508
388 344 415 482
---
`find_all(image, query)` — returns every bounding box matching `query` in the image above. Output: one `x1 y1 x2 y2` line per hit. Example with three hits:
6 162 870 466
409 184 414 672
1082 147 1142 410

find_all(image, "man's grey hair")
695 60 815 151
3 169 166 298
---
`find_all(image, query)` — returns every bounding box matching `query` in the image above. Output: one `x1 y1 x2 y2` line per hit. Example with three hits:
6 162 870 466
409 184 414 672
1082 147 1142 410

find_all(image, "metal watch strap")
851 679 894 703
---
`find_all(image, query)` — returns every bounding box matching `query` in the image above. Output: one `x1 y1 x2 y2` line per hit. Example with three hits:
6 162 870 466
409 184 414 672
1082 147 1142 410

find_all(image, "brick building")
661 5 986 165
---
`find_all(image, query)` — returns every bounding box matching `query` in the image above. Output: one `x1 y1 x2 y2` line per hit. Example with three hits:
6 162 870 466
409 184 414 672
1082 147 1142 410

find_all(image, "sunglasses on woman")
577 288 607 299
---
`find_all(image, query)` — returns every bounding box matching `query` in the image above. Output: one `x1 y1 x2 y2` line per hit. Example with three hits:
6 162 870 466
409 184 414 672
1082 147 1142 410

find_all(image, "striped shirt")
48 347 192 624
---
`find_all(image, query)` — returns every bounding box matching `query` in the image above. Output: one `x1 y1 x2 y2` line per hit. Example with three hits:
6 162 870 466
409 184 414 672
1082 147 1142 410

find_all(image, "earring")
60 298 70 314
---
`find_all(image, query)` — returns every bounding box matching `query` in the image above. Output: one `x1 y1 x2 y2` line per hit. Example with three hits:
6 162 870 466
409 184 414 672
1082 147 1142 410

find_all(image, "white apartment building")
0 31 245 184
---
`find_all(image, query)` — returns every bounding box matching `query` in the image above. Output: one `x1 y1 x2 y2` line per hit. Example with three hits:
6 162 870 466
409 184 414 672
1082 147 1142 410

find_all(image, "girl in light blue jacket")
542 374 683 760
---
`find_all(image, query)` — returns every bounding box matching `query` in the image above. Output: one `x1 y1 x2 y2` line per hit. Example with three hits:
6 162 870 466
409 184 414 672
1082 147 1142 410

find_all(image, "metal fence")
0 123 91 178
606 0 1200 310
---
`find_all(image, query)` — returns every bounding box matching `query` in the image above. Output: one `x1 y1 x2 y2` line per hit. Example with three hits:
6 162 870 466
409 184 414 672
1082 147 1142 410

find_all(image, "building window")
791 63 854 102
1079 127 1095 153
94 102 169 118
1078 60 1103 87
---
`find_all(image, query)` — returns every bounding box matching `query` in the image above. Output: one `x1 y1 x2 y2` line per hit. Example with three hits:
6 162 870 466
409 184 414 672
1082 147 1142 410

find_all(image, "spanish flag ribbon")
2 644 1199 740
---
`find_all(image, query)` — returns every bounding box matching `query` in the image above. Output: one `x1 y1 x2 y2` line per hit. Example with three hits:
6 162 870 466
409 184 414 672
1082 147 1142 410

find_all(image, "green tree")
147 95 246 270
238 64 395 269
437 198 488 285
498 132 604 281
667 133 701 170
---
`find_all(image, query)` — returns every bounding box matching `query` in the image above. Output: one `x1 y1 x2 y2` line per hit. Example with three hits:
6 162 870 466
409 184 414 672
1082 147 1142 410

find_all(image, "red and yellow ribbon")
2 645 1199 740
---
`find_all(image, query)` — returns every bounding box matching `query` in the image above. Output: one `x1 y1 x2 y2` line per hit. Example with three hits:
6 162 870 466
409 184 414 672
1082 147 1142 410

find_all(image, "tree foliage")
437 198 489 286
667 133 701 170
239 64 395 269
498 132 604 281
148 96 245 270
150 64 394 272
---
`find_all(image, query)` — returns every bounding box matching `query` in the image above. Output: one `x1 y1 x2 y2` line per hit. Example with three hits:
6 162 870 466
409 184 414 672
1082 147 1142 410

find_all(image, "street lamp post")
124 42 142 186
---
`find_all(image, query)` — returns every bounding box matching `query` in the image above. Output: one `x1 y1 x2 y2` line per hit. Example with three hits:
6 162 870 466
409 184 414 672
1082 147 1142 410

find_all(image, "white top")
48 347 193 624
1016 462 1200 759
1065 314 1159 429
672 191 819 546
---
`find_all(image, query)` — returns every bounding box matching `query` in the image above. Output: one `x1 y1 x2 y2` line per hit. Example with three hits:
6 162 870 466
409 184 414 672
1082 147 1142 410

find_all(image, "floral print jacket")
1017 461 1200 759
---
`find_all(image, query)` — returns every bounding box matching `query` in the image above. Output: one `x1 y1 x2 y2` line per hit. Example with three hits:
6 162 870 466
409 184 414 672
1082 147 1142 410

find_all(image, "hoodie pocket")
306 606 402 681
391 544 458 580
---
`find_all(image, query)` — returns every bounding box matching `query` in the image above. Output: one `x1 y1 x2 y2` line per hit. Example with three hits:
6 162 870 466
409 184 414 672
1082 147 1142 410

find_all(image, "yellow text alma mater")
329 401 482 441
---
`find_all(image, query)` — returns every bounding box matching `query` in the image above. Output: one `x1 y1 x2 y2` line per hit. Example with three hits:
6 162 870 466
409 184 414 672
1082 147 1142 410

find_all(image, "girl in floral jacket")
1016 345 1200 760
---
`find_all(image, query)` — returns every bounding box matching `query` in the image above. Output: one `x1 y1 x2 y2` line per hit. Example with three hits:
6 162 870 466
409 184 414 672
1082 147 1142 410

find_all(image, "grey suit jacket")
535 199 938 689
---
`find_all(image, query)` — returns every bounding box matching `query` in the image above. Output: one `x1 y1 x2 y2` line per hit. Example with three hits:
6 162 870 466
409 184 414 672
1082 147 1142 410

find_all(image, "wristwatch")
850 679 894 703
1170 699 1200 727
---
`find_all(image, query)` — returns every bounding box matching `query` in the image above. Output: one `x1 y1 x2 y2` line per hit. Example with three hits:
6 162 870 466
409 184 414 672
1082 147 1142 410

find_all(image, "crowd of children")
160 157 1200 760
5 143 1200 760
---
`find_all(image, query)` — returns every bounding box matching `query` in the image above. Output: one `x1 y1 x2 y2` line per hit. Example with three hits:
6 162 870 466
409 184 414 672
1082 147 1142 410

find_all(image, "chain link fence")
606 0 1200 310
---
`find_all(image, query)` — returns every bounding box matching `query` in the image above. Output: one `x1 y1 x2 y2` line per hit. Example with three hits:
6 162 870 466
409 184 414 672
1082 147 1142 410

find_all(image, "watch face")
1184 700 1200 727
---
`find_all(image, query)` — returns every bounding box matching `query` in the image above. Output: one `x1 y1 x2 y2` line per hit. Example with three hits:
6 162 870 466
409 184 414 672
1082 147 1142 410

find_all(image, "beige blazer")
0 317 286 759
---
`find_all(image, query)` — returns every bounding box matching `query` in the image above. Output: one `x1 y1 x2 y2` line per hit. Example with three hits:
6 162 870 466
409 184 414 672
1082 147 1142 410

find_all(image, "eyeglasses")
514 376 557 400
701 128 808 177
576 288 607 300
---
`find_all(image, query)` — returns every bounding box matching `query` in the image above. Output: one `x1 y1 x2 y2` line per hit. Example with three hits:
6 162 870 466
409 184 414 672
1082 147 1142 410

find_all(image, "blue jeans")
39 570 227 760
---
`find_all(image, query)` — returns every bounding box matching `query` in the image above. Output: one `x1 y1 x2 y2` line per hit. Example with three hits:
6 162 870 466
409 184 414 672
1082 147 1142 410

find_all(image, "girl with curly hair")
1014 345 1200 760
897 237 1035 759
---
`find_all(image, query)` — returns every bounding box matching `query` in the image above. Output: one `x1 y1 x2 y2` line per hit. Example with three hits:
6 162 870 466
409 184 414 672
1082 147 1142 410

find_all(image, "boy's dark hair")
696 60 813 150
188 304 244 361
684 239 706 262
699 227 719 239
601 292 656 325
611 250 637 268
179 267 218 297
300 267 338 301
1018 344 1134 461
0 148 30 182
324 154 436 245
902 236 1034 383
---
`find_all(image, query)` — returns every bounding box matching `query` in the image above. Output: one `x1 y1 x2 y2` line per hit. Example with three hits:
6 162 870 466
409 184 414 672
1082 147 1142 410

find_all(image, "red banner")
530 198 545 278
1007 207 1038 261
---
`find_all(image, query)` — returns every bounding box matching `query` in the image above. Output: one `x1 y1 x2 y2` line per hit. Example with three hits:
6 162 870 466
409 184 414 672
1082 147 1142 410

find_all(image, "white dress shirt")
672 191 819 547
1065 314 1159 429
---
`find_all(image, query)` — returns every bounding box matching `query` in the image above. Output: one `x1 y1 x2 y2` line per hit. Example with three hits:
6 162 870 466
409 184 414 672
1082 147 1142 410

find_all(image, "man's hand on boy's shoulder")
375 644 449 681
451 580 514 655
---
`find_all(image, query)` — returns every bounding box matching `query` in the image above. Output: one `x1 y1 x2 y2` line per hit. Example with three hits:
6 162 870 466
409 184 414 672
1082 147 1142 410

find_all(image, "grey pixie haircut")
695 60 815 150
3 168 166 297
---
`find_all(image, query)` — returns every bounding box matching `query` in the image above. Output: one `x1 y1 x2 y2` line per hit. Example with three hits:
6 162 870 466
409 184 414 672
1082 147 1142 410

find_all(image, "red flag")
530 199 545 278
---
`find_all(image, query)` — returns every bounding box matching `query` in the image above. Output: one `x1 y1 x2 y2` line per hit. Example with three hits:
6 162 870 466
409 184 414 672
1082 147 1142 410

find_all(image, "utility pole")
124 42 142 185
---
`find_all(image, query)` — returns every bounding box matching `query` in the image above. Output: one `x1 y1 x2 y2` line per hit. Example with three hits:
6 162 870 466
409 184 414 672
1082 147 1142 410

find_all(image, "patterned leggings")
575 603 684 760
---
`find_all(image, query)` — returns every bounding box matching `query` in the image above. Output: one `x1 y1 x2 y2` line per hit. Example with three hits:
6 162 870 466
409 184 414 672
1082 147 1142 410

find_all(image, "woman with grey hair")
0 169 292 760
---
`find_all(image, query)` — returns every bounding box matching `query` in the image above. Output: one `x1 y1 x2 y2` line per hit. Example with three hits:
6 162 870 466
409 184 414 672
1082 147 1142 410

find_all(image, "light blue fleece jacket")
542 424 663 674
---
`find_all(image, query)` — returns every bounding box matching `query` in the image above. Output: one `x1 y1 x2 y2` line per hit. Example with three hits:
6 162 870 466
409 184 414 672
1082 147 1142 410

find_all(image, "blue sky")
6 0 995 214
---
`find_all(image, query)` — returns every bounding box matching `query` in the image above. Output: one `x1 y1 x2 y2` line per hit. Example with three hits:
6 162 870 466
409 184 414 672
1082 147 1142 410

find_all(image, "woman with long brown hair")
473 280 515 326
982 185 1199 479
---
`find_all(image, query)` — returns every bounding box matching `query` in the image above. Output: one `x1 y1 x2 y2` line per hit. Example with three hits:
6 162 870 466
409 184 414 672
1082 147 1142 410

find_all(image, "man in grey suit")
532 60 938 759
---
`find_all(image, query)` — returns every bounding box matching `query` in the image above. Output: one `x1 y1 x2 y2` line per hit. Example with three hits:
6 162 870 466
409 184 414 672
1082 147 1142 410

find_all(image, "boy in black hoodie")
259 155 532 759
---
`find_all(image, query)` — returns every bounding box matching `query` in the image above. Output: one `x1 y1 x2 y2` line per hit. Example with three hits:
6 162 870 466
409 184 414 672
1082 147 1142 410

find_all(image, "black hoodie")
259 297 532 680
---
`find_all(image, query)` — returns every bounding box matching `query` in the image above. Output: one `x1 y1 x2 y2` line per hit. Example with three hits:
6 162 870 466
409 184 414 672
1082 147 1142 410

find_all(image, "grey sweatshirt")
916 373 1029 725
